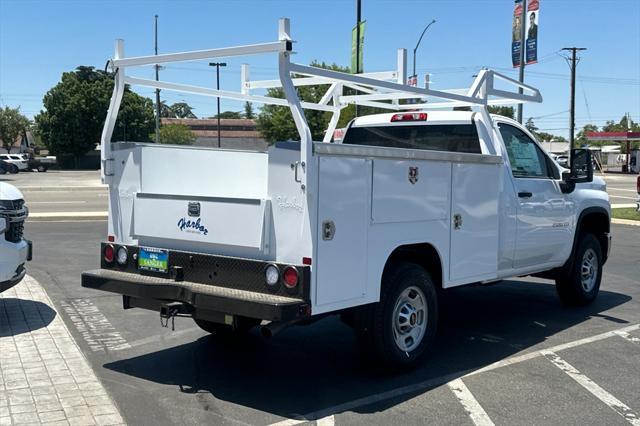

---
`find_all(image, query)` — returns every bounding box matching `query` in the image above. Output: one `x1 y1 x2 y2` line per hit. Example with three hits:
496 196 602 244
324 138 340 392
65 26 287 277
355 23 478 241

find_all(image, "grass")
612 207 640 221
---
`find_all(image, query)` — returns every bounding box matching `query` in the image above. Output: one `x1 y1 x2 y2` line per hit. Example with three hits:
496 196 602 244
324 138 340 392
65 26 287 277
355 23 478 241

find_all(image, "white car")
0 154 29 171
0 182 32 292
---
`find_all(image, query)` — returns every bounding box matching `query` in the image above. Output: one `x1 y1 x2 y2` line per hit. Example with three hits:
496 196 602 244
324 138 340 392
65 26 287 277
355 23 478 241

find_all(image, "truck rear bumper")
81 269 310 322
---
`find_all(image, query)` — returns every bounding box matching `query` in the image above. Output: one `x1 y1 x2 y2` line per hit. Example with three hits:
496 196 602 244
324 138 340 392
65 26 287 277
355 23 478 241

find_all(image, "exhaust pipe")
260 321 291 338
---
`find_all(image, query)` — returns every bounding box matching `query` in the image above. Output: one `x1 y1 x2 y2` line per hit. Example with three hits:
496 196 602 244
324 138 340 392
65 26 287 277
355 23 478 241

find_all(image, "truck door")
315 156 370 306
497 123 573 269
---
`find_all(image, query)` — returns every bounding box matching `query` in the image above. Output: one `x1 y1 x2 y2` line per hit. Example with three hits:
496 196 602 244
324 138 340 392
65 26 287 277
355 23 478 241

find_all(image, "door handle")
518 191 533 198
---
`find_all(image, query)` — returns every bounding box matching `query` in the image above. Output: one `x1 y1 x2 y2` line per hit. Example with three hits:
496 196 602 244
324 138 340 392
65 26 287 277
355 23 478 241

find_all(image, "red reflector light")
283 266 299 288
391 112 428 122
104 244 115 263
107 235 115 242
302 257 312 265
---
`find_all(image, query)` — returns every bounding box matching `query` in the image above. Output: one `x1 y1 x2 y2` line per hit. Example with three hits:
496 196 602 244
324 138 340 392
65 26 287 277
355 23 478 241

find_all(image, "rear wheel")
555 233 602 306
37 165 47 172
362 263 439 372
9 165 18 174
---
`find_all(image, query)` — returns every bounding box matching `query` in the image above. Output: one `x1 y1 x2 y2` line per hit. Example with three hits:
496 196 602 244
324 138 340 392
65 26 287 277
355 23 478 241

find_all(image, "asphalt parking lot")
21 218 640 426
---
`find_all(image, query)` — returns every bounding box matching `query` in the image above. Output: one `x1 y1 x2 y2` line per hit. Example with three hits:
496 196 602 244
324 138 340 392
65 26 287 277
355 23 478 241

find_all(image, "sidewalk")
0 277 124 426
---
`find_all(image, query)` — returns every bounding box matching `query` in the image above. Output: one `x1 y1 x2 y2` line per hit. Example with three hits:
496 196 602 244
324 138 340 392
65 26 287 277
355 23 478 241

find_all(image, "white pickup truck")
82 19 611 370
0 182 32 292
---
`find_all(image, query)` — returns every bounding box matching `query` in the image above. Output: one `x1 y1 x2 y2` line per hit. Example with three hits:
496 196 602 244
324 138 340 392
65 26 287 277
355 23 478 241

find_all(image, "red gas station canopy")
586 131 640 141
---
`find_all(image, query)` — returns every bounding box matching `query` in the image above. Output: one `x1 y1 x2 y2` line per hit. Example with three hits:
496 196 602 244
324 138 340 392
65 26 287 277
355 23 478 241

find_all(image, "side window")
497 123 554 179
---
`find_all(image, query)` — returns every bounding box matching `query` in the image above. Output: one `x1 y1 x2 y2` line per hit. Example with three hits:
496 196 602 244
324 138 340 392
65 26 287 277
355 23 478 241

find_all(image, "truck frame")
82 18 611 370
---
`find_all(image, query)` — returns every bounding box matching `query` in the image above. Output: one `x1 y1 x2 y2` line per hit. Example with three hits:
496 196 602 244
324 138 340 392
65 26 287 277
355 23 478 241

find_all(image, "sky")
1 0 639 138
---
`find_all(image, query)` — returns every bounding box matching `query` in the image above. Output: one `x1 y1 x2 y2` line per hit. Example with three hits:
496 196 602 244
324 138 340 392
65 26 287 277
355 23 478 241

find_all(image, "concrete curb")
611 218 640 227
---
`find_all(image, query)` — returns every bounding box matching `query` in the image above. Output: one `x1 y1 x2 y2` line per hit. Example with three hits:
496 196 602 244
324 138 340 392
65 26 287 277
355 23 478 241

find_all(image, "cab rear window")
342 124 481 154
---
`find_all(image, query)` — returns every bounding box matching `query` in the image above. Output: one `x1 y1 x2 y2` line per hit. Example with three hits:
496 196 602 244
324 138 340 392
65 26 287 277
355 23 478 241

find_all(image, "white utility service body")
0 182 31 292
82 19 611 369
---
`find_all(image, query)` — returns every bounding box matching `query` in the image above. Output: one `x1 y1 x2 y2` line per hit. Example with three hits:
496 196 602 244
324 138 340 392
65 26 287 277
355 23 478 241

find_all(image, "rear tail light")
104 244 115 263
391 112 428 122
283 266 299 288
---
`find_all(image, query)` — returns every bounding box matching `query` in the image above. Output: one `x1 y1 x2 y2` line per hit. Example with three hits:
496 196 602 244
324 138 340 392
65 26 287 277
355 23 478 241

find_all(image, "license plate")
138 247 169 273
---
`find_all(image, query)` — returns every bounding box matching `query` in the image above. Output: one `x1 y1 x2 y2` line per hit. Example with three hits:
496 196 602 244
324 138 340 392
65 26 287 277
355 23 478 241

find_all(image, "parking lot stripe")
614 330 640 345
448 379 495 426
543 351 640 425
467 323 640 377
316 415 336 425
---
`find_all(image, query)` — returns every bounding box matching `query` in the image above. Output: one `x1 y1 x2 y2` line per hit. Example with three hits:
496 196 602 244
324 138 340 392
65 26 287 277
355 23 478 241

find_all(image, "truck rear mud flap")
81 269 310 322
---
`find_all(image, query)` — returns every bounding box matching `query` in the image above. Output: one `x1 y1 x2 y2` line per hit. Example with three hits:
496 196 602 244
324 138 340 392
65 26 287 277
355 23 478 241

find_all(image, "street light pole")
154 14 161 143
208 62 227 148
412 19 436 80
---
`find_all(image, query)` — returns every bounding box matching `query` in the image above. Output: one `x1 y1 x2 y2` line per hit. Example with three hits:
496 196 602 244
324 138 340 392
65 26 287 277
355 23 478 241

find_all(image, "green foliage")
525 117 539 133
256 61 384 143
35 66 154 162
213 111 243 119
151 123 195 145
0 106 30 153
244 102 255 119
170 102 197 119
487 106 515 119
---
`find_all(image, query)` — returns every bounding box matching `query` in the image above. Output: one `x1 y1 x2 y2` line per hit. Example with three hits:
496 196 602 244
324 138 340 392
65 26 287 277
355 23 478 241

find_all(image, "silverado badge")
409 166 419 184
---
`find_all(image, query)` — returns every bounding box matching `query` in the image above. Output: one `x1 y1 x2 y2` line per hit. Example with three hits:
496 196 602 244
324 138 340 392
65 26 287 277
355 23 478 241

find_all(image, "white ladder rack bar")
124 76 338 112
110 41 290 68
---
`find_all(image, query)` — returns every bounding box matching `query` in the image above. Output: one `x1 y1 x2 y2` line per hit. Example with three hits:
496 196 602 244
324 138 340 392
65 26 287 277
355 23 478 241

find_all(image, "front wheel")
37 165 47 172
555 233 603 306
365 263 439 372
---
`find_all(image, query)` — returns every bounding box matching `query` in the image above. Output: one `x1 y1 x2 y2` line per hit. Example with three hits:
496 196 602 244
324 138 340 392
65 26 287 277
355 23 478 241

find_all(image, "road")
23 218 640 426
602 173 639 206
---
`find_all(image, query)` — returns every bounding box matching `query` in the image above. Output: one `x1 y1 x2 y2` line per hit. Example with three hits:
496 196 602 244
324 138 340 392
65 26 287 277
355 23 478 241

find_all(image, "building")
0 131 34 154
161 118 267 151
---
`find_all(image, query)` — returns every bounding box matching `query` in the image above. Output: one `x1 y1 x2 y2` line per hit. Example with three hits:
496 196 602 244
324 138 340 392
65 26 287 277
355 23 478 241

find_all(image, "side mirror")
569 148 593 183
0 217 7 234
560 148 593 194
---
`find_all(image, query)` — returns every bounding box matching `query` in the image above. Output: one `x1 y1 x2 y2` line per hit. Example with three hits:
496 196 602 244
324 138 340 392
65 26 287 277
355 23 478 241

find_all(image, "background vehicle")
27 155 57 172
82 19 611 371
0 154 29 171
556 154 569 168
0 160 19 174
0 182 32 292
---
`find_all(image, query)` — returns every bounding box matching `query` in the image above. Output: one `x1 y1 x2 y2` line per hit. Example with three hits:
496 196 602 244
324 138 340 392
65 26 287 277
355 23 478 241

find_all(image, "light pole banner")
511 0 524 67
351 20 366 73
525 0 539 64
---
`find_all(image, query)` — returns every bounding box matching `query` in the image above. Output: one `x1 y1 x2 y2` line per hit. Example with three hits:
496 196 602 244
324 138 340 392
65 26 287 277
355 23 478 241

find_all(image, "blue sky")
1 0 639 138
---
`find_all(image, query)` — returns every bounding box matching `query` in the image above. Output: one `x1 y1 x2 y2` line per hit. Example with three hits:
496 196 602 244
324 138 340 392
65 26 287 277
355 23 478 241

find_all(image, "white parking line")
614 330 640 345
316 415 336 425
448 379 495 426
543 351 640 426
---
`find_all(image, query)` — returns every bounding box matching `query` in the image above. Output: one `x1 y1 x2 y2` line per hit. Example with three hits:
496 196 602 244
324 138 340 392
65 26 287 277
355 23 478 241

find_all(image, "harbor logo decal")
177 217 209 236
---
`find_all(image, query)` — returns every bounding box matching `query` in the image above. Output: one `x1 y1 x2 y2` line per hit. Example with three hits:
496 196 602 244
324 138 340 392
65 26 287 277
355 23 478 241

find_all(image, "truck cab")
0 182 32 292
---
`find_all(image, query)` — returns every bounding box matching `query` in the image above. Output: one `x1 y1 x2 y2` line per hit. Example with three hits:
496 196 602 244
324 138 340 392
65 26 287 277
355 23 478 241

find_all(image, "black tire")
555 233 603 306
37 165 47 172
194 316 259 337
363 263 439 372
0 167 6 175
9 165 18 174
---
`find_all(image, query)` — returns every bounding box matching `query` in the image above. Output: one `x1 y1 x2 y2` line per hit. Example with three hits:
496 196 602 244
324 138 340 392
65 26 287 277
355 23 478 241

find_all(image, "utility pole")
412 19 436 81
562 47 586 158
516 0 527 124
154 14 161 144
208 62 227 148
354 0 362 117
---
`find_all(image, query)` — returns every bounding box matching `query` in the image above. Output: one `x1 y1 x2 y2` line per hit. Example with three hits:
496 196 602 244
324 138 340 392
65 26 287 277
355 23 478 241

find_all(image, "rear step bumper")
81 269 310 322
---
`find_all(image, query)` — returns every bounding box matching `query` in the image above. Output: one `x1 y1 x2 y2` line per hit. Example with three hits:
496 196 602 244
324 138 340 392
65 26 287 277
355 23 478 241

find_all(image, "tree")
35 66 154 165
525 117 539 134
170 102 197 119
576 124 599 145
256 61 365 143
0 106 30 153
487 106 515 119
151 123 195 145
244 102 255 119
212 111 243 119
